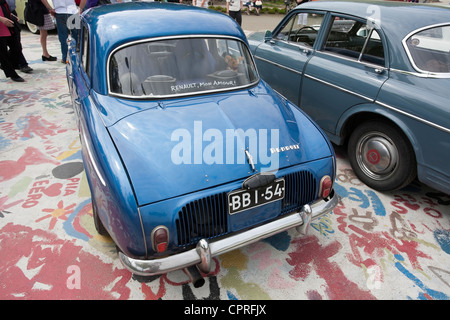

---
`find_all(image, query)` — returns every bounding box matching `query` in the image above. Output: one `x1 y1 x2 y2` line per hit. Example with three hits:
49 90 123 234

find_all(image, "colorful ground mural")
1 31 449 300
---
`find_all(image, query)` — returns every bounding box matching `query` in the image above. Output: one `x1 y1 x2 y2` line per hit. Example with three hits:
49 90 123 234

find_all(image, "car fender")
78 93 147 259
335 102 421 164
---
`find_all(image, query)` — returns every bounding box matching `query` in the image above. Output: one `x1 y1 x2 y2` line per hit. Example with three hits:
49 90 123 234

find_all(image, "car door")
253 10 326 106
300 14 389 137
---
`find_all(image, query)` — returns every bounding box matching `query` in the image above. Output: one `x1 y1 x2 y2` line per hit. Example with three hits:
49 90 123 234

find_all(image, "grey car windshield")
109 37 259 97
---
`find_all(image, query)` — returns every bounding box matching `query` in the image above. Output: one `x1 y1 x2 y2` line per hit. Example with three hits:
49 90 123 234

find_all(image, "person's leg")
40 29 49 57
55 13 69 63
0 37 23 81
235 10 242 26
11 9 30 70
6 33 21 71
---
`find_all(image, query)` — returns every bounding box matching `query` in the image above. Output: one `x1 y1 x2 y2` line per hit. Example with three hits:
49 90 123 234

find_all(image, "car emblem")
270 144 300 154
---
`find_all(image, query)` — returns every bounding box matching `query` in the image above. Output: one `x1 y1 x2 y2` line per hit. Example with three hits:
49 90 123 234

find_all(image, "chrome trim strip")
119 191 338 276
305 71 450 134
254 55 303 75
376 100 450 134
137 207 149 259
318 50 387 70
390 68 450 79
304 74 373 102
80 123 106 187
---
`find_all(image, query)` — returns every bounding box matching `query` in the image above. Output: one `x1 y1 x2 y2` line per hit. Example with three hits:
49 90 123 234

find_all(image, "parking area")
0 27 449 300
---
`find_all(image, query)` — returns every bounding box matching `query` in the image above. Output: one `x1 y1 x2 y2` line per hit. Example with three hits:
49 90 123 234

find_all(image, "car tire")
92 201 109 236
348 121 416 191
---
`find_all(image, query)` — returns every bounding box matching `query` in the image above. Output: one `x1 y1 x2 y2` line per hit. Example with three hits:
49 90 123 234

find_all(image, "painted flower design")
36 200 76 230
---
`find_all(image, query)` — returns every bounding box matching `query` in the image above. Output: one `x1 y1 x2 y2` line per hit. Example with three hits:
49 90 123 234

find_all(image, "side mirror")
264 30 273 42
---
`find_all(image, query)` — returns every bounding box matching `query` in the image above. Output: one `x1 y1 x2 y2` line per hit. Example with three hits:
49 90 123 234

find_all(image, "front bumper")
119 190 339 276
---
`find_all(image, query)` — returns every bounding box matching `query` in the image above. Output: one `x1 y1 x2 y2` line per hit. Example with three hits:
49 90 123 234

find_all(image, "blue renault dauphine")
66 2 337 286
248 1 450 195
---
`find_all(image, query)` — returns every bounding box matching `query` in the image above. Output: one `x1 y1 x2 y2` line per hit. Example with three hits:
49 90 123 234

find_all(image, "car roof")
83 2 246 55
300 0 450 38
82 2 247 94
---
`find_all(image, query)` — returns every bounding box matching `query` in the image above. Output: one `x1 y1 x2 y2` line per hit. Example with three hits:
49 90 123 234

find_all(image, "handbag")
24 0 45 27
255 1 262 5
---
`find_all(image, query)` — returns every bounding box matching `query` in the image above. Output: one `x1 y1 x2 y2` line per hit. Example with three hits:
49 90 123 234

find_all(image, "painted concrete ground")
1 30 450 300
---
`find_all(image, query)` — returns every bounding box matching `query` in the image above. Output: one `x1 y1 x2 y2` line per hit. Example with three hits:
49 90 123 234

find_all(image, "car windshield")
108 37 259 98
405 25 450 73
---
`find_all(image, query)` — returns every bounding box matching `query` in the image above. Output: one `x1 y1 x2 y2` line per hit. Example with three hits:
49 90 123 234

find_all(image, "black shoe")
42 55 57 62
20 66 33 73
10 76 25 82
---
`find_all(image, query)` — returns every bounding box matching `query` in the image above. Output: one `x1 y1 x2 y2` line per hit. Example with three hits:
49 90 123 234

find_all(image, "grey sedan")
248 1 450 194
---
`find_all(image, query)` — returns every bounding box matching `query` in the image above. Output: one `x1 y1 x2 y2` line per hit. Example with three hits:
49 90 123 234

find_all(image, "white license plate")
228 178 285 215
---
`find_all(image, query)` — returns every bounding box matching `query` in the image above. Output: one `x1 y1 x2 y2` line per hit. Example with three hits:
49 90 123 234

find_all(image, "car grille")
175 170 317 247
281 170 317 215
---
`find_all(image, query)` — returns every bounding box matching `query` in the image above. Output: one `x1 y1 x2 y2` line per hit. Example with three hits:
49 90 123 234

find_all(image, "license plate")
228 179 285 215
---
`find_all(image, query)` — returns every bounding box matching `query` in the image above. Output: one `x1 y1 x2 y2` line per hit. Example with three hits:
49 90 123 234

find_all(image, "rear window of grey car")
404 25 450 73
108 37 259 98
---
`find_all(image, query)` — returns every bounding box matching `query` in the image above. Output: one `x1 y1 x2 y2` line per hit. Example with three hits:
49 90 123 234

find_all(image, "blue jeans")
55 13 79 62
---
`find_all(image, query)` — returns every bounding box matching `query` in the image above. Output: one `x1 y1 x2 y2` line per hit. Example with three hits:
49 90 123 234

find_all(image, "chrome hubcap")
356 132 398 181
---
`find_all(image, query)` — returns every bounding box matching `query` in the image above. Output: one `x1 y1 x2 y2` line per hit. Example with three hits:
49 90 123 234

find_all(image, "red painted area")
0 223 131 299
21 115 67 140
287 235 376 300
347 225 431 271
0 147 59 182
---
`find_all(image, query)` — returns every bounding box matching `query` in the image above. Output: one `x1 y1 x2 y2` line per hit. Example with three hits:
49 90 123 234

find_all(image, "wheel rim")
356 132 399 181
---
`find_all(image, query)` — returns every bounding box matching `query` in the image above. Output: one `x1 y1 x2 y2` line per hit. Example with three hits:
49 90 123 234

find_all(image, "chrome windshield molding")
304 74 373 102
402 23 450 77
376 100 450 134
119 191 339 276
254 55 303 76
107 81 261 100
106 34 260 99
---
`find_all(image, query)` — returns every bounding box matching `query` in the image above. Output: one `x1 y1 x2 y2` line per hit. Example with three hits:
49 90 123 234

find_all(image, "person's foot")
42 55 57 61
20 66 34 73
10 75 25 82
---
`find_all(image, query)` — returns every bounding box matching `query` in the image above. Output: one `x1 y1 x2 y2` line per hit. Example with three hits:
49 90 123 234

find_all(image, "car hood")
106 86 332 206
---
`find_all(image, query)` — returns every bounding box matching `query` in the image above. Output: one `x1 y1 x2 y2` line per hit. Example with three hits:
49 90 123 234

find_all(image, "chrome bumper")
119 190 339 276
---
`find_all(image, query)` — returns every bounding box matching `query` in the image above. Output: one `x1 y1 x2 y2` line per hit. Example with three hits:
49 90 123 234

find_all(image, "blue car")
66 2 337 285
248 1 450 194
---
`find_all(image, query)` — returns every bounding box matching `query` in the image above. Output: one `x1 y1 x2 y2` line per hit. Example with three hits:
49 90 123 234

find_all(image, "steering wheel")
294 26 318 38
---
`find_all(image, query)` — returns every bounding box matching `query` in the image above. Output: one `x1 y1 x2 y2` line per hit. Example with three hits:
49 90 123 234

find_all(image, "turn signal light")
319 175 332 199
152 226 169 253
